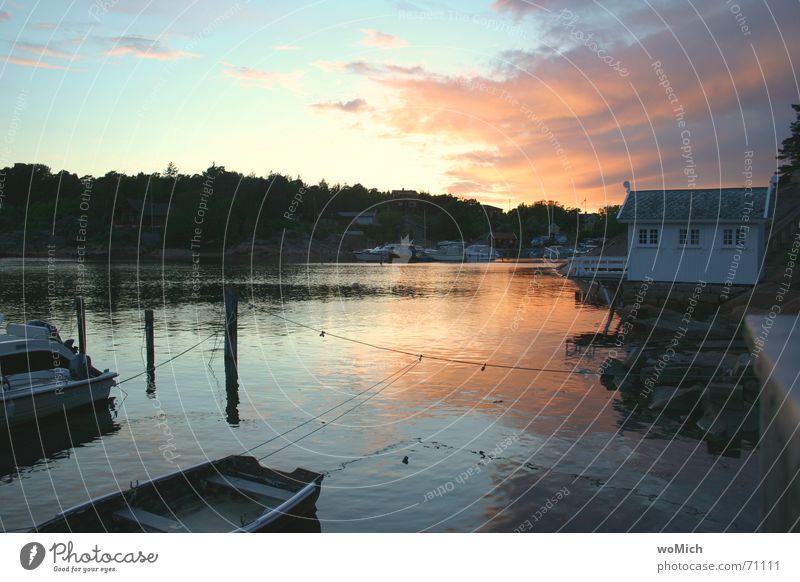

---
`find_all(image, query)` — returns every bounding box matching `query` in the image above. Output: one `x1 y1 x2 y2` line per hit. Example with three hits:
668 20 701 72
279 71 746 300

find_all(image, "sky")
1 0 798 210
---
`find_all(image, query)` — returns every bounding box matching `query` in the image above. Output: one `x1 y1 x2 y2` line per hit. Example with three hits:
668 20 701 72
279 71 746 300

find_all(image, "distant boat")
0 316 117 430
465 244 499 262
424 241 498 262
353 235 423 263
426 241 465 262
32 455 324 533
352 246 391 262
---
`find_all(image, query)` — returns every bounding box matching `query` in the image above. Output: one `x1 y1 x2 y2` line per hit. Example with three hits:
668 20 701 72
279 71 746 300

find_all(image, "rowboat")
32 455 323 533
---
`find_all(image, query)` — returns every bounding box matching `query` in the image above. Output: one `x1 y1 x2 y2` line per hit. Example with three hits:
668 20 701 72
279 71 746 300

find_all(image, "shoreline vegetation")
0 162 624 261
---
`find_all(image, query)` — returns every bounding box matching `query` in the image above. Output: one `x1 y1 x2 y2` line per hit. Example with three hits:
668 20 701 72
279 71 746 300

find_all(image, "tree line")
0 161 623 253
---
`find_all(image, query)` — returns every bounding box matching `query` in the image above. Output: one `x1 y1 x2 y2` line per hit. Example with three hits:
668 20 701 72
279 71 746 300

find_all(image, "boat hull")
1 372 117 430
353 251 388 262
31 455 323 533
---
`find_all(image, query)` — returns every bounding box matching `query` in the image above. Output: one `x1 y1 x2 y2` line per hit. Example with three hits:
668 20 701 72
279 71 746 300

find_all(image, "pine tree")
778 104 800 178
163 161 178 178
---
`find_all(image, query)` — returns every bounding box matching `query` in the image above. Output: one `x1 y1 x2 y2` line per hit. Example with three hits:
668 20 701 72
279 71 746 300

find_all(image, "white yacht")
426 241 465 262
465 244 500 262
0 315 117 430
354 235 420 263
352 246 391 262
426 241 499 262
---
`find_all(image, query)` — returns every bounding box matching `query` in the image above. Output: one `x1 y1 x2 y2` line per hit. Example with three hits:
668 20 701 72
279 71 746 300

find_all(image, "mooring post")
224 287 239 389
601 284 616 335
75 296 87 354
145 309 156 392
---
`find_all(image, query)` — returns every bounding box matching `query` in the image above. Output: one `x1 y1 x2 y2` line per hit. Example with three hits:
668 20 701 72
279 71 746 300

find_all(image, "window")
639 228 658 246
723 228 747 247
723 229 733 246
680 228 700 246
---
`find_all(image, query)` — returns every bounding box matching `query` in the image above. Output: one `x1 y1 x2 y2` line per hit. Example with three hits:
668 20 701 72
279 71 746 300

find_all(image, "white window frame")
638 227 659 247
722 227 747 248
722 228 734 247
680 228 700 247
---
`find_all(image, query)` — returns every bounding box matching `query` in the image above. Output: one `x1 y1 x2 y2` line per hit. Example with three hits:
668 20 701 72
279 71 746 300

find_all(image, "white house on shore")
616 177 776 285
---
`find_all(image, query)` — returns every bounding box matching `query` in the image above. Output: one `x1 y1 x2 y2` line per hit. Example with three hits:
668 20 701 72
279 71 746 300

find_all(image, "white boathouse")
615 178 775 284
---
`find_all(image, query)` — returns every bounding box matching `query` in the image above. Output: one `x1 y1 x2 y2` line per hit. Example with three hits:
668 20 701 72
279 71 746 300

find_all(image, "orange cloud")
15 42 76 60
312 98 370 113
107 36 198 60
358 28 407 49
222 62 303 92
333 2 799 209
3 55 66 70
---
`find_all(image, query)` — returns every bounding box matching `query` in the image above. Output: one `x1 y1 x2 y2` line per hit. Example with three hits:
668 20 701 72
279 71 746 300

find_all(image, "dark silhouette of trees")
778 104 800 179
0 161 601 254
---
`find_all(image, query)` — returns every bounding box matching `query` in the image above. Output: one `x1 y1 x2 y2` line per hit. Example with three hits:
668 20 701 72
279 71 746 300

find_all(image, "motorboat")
354 235 423 263
32 455 323 533
426 241 465 262
465 244 500 262
0 315 117 430
352 246 391 262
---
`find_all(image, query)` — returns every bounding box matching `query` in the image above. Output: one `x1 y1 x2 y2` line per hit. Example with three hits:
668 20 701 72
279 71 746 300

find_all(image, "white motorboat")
426 241 465 262
465 244 500 262
0 316 117 430
354 235 422 263
352 246 391 262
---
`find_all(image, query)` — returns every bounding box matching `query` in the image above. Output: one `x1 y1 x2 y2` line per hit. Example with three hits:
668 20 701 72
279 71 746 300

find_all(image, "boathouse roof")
617 187 770 223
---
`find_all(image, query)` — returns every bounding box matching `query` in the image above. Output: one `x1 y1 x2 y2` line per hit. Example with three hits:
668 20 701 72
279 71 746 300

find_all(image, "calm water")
0 258 759 532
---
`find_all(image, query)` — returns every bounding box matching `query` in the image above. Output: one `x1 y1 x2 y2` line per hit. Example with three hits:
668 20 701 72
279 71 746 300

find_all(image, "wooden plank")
113 507 186 532
205 474 294 502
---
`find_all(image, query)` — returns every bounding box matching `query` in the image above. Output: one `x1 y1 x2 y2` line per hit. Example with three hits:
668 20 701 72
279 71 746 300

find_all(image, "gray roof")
617 187 769 222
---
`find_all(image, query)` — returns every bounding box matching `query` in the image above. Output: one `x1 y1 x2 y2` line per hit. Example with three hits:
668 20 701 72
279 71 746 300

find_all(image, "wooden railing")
564 256 628 279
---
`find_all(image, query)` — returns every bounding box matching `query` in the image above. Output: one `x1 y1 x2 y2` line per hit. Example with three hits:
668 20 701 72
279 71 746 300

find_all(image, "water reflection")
0 401 120 481
0 258 760 532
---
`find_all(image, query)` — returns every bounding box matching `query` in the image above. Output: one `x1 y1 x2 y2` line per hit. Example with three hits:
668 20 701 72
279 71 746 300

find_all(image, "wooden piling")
224 287 239 389
145 309 156 392
224 287 239 424
75 296 87 354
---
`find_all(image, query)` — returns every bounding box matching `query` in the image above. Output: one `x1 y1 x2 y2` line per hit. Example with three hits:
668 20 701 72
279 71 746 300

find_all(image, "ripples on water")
0 259 758 532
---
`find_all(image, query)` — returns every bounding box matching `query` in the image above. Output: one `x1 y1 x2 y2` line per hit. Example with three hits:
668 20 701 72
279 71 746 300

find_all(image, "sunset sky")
1 0 798 210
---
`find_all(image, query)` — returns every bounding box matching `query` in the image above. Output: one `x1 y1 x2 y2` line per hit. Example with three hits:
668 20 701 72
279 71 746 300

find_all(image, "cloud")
107 36 198 60
313 59 424 78
273 44 301 51
0 10 10 23
3 55 66 70
358 28 408 49
222 62 303 92
312 98 370 113
311 60 345 72
15 42 76 60
336 2 800 208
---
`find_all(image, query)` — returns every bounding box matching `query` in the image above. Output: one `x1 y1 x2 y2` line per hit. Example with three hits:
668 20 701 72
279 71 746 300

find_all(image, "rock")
695 401 728 439
600 358 627 389
649 384 702 413
702 382 743 410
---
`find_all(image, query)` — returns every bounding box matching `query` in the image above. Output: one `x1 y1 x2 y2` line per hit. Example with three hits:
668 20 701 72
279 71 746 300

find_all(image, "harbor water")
0 259 759 532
